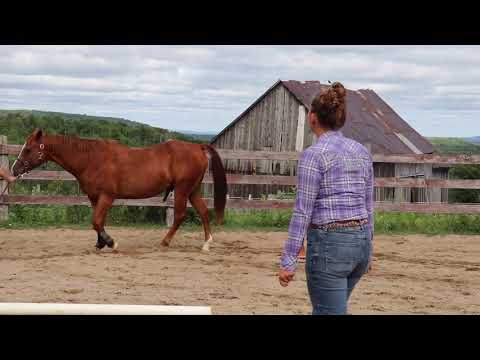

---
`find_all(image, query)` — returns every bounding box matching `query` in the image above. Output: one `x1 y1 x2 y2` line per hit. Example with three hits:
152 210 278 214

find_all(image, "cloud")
0 45 479 136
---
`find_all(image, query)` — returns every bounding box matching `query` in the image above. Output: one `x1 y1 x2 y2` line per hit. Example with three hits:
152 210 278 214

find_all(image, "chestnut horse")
11 129 227 252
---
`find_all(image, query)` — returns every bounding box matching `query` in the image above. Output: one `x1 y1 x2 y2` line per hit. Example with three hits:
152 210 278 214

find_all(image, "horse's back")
162 140 209 180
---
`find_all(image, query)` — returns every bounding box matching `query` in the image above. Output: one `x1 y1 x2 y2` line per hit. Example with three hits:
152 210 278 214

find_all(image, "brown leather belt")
309 219 368 230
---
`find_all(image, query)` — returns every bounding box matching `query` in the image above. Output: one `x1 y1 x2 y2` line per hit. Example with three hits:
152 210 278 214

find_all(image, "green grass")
222 210 480 235
3 207 480 235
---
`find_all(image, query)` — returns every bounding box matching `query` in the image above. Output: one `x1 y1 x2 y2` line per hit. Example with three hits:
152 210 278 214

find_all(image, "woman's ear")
308 111 317 127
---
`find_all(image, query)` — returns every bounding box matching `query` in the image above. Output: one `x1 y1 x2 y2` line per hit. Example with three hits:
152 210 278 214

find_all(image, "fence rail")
2 195 480 214
2 139 480 218
3 144 480 164
13 170 480 189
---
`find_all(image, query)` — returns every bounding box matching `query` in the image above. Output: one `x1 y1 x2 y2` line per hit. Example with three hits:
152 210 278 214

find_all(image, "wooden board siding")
433 167 449 203
210 83 302 198
393 163 446 203
374 163 395 202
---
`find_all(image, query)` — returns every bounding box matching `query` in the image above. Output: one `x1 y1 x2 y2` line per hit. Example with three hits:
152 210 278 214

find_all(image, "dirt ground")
0 227 479 314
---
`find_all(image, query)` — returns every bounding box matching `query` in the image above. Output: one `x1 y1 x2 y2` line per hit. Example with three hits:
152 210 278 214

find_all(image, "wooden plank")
0 144 21 155
12 170 480 189
218 149 299 161
219 150 480 164
210 174 297 185
0 195 172 207
3 195 480 214
295 105 306 152
0 303 211 315
372 153 480 165
0 195 292 209
1 195 93 206
0 136 8 221
374 202 480 214
4 142 480 164
375 178 480 189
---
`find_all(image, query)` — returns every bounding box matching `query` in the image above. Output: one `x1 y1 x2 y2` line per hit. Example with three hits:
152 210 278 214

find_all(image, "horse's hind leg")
92 194 117 250
160 190 188 247
189 188 213 252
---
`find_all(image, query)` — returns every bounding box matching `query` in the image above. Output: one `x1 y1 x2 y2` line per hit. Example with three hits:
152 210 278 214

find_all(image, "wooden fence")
2 136 480 224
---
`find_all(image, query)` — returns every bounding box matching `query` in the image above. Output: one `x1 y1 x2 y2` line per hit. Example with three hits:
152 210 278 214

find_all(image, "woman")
278 82 374 315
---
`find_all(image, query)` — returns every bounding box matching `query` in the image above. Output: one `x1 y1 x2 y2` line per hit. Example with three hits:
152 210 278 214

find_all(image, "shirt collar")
316 130 342 143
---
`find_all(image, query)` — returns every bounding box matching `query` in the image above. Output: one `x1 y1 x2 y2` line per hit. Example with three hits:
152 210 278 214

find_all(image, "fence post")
166 207 174 227
0 135 8 222
165 190 174 227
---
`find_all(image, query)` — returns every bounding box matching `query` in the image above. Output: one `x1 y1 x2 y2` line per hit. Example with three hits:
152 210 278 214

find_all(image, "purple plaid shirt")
281 130 374 272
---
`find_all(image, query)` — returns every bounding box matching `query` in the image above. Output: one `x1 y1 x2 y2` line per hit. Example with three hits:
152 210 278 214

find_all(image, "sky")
1 45 479 137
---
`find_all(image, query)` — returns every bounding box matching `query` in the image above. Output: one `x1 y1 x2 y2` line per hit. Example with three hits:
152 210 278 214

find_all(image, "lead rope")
0 181 10 197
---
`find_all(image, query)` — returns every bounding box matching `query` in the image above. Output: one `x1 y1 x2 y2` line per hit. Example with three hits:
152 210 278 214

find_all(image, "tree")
449 165 480 203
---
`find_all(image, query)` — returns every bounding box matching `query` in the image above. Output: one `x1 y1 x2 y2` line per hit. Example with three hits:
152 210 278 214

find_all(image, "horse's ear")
32 128 43 141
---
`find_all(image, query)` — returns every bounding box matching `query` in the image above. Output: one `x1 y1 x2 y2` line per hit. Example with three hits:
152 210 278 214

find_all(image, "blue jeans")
305 224 371 315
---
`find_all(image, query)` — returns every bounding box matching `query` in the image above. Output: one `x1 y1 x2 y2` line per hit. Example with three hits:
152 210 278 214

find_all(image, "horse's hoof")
107 240 118 250
160 241 170 247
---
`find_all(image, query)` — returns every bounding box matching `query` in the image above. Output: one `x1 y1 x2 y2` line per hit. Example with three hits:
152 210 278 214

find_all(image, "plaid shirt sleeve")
281 149 323 272
365 157 374 238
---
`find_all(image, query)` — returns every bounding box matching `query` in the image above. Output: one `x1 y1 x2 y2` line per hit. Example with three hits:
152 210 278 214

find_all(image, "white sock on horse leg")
202 234 213 252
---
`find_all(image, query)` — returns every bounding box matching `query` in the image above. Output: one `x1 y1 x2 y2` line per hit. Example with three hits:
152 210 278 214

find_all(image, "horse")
11 129 228 252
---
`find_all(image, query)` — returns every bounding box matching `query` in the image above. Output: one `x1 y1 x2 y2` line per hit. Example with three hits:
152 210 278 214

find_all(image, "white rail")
0 303 212 315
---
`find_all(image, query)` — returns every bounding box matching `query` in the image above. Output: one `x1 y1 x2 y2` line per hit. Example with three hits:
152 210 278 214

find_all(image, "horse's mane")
47 133 120 153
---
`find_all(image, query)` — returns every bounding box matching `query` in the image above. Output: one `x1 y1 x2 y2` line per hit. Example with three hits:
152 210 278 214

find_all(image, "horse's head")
11 128 48 177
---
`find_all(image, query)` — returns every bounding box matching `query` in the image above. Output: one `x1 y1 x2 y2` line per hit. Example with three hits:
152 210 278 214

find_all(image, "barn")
207 80 449 203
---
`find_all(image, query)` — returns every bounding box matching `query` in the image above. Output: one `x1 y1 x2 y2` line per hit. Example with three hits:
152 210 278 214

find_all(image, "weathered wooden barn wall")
433 166 450 203
392 164 449 203
374 163 395 202
206 83 302 198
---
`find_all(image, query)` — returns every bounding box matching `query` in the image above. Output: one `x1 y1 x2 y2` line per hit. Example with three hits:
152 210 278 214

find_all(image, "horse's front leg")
92 194 117 250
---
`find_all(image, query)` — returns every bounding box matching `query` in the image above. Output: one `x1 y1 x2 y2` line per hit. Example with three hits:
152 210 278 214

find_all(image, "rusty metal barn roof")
212 80 434 155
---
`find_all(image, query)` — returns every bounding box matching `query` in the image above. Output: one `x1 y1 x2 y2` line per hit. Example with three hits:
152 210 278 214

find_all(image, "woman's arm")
280 150 323 273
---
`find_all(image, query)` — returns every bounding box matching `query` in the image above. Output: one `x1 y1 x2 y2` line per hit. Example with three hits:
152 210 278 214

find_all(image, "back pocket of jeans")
326 259 355 277
327 241 360 260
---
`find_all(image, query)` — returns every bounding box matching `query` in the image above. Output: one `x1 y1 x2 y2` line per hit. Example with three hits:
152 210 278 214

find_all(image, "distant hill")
0 110 205 147
428 137 480 154
464 136 480 144
0 109 144 127
178 130 216 142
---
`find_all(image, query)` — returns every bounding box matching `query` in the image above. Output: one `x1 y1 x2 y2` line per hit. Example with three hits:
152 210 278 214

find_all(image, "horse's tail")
202 144 227 225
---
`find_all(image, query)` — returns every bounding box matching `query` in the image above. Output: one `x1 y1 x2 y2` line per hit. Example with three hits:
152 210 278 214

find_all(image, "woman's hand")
278 269 295 287
366 256 377 274
0 168 16 183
